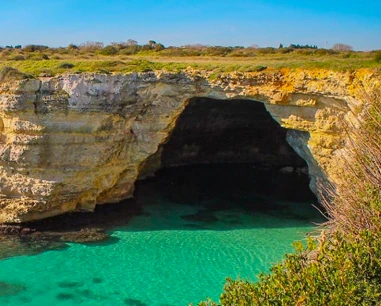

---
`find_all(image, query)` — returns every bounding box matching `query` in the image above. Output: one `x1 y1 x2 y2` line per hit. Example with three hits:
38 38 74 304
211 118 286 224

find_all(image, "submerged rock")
57 281 84 288
34 228 109 243
181 210 219 223
92 277 103 284
0 200 142 258
0 229 107 259
124 298 148 306
56 293 75 300
0 235 67 260
0 281 26 297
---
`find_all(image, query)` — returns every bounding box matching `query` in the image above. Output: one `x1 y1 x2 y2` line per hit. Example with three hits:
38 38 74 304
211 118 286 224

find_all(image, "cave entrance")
162 97 307 170
134 97 321 227
3 99 324 306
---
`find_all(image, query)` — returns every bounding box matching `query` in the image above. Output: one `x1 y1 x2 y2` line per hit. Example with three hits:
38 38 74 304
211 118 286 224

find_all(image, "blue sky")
0 0 380 50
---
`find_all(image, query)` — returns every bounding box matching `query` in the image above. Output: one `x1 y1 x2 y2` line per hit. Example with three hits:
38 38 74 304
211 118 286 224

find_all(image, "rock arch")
0 69 375 222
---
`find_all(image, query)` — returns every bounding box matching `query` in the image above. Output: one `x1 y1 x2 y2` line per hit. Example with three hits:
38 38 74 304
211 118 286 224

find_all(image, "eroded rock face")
0 69 379 222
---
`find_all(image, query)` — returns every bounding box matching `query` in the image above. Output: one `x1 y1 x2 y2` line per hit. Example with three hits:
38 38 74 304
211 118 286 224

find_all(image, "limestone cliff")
0 68 379 223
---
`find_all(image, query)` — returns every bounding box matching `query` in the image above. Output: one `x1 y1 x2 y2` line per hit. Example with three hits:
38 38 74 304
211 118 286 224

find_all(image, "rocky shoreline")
0 199 143 259
0 225 109 243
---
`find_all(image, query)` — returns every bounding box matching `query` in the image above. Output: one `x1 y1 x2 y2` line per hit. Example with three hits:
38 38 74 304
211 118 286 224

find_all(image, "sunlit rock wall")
0 68 378 222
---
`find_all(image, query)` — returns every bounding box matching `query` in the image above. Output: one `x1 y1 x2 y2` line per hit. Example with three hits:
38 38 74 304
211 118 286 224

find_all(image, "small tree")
148 40 157 48
23 45 49 52
67 44 79 50
332 43 353 51
99 45 118 55
154 43 165 51
79 41 104 51
247 44 259 49
126 39 138 46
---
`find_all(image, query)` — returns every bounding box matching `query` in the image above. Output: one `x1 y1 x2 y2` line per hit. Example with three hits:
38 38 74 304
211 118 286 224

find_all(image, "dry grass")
0 47 380 76
321 89 381 234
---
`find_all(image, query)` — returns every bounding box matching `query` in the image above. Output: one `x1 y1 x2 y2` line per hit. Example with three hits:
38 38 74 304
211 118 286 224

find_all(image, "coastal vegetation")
0 42 380 76
1 40 381 305
199 90 381 305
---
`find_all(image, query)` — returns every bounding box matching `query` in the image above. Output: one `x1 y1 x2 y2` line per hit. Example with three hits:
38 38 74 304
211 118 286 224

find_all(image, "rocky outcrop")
0 68 379 223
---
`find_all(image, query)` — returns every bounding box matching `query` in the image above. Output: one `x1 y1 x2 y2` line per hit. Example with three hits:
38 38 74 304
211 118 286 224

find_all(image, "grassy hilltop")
0 42 381 77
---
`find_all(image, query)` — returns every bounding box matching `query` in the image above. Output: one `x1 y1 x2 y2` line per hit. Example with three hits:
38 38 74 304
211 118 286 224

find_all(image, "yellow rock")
0 69 379 222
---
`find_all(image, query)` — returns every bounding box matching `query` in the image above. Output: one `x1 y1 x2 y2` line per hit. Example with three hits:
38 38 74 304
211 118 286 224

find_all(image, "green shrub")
257 47 276 54
23 44 49 52
374 51 381 62
9 55 25 61
67 44 79 50
99 45 118 55
277 47 293 54
158 48 201 57
200 230 381 306
315 48 339 55
25 53 49 60
154 43 165 52
0 67 28 82
119 45 140 55
295 49 314 55
58 62 75 69
253 66 267 72
204 46 233 57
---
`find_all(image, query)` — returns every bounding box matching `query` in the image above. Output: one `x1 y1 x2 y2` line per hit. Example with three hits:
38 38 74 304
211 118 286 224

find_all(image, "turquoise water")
0 165 323 306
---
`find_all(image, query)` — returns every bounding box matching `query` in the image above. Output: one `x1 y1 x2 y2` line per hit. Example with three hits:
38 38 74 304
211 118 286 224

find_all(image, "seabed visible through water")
0 164 324 306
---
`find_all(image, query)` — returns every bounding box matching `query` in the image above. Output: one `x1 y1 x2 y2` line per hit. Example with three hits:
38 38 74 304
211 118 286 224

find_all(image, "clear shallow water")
0 165 324 306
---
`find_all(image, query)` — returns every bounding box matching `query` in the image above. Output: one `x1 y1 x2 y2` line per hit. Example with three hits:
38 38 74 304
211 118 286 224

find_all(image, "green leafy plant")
200 230 381 306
